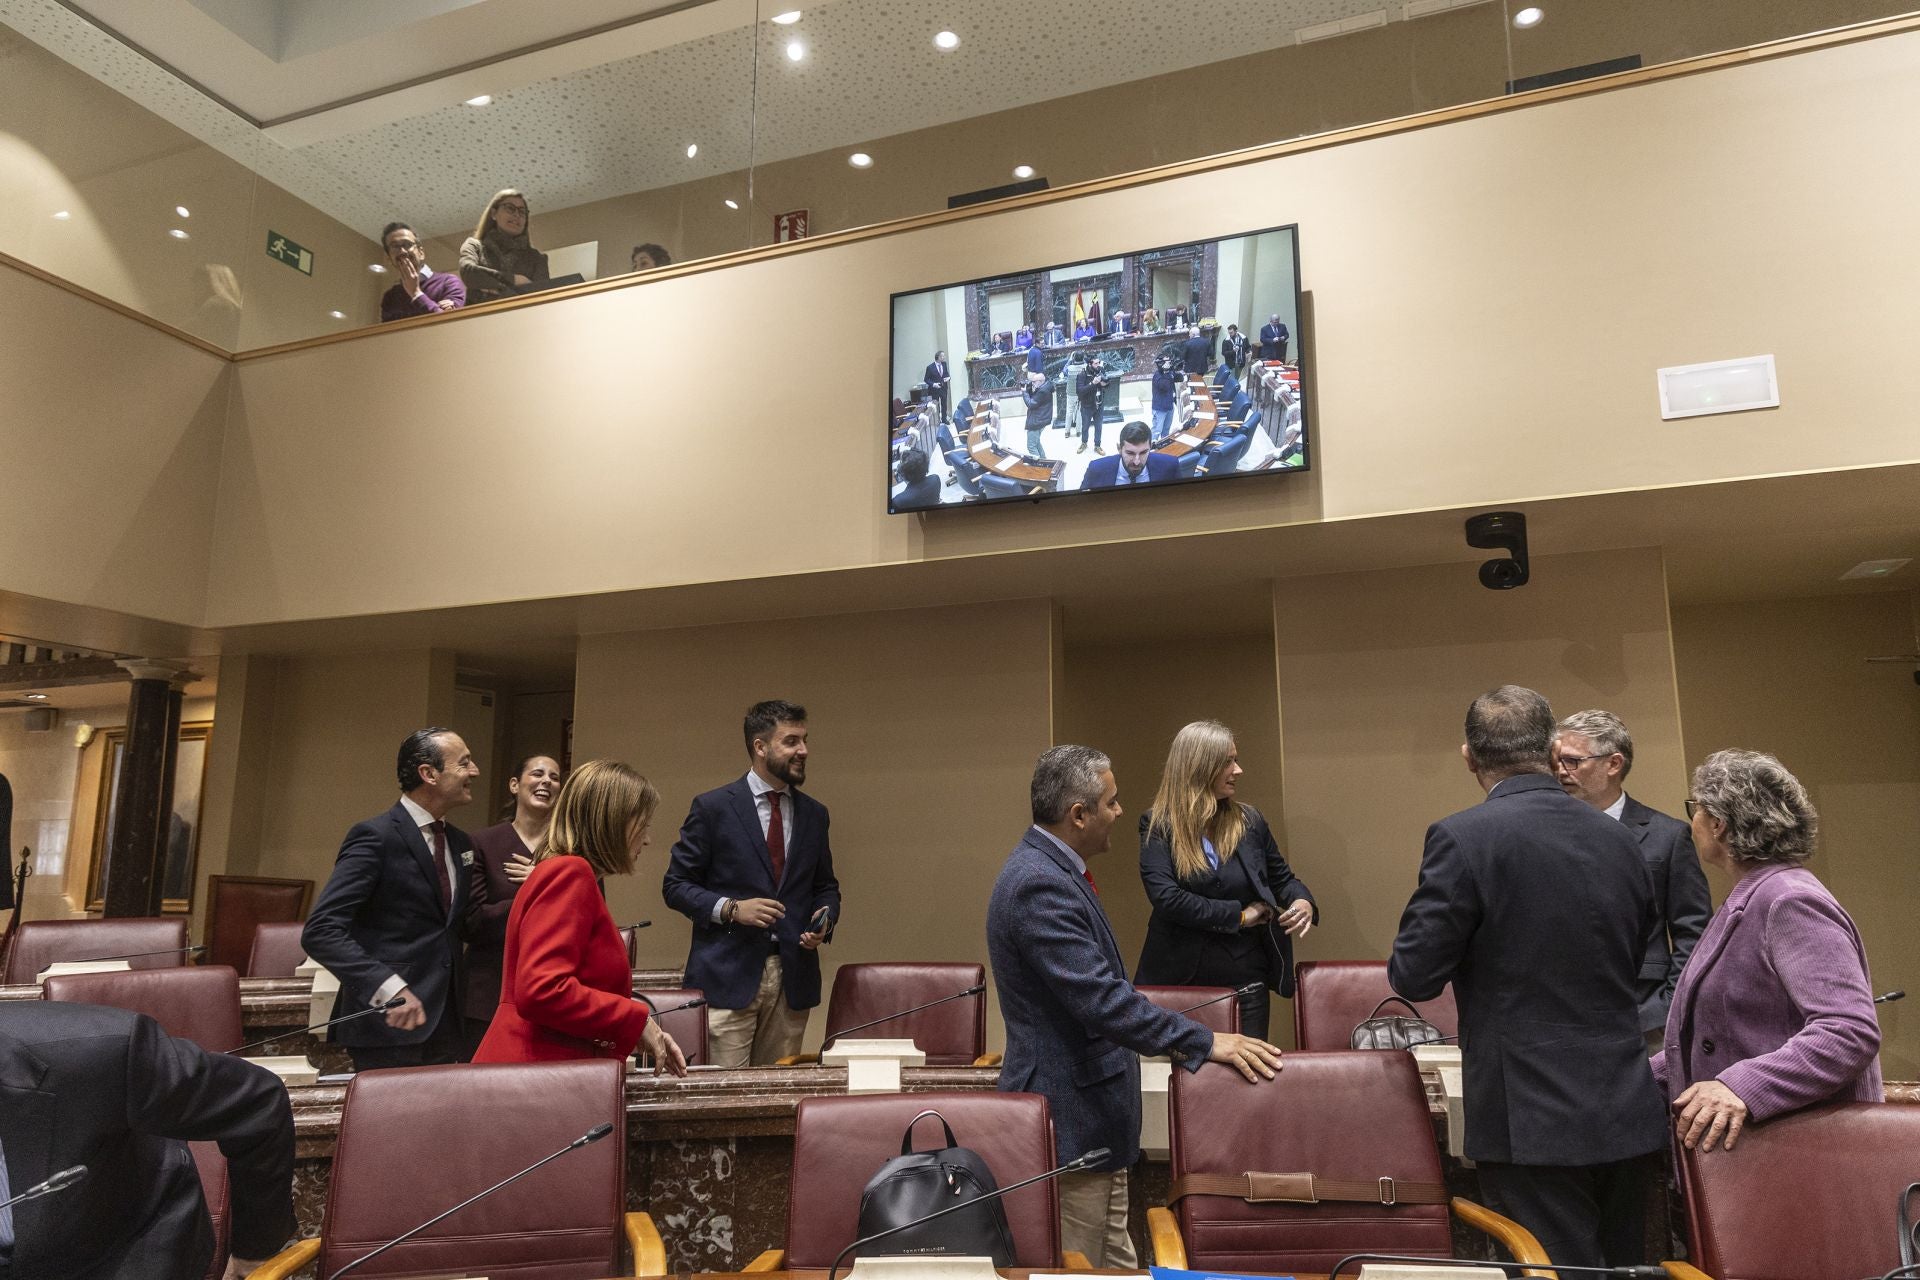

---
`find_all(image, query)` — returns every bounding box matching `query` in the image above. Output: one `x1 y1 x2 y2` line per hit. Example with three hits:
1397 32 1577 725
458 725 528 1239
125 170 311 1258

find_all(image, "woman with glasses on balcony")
459 188 550 304
1654 749 1882 1154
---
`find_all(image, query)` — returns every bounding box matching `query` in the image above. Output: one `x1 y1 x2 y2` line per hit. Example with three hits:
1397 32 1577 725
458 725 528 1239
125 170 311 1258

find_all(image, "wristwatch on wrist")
722 899 738 924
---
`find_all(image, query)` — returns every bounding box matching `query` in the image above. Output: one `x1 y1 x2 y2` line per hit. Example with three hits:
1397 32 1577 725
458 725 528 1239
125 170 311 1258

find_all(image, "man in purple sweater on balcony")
1654 749 1883 1153
378 221 466 323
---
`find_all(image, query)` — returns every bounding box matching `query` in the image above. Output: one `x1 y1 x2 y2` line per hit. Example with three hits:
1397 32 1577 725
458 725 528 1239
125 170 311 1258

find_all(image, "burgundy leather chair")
634 988 709 1068
1148 1051 1548 1275
249 1059 655 1280
1667 1100 1920 1280
733 1091 1069 1271
245 921 308 978
203 875 313 974
1292 960 1457 1051
1140 984 1242 1035
41 966 245 1280
3 916 190 984
789 962 988 1066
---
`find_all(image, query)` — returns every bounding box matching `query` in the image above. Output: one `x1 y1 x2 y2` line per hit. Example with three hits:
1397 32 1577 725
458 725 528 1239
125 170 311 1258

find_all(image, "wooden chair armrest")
774 1053 820 1066
1449 1196 1554 1278
743 1249 786 1271
1062 1251 1094 1270
1145 1205 1187 1268
625 1211 667 1276
246 1237 322 1280
972 1052 1002 1067
1661 1264 1714 1280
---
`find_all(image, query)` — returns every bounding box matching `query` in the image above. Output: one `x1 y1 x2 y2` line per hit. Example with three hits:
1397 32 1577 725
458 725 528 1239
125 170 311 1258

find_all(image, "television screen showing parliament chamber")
887 224 1308 513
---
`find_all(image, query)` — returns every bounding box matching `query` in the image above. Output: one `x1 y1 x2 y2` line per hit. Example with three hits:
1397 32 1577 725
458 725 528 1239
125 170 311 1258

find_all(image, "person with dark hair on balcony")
459 189 549 304
378 222 465 322
630 243 672 272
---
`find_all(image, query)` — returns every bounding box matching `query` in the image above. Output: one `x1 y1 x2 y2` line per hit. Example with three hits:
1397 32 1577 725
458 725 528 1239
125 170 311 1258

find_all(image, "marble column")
100 660 192 918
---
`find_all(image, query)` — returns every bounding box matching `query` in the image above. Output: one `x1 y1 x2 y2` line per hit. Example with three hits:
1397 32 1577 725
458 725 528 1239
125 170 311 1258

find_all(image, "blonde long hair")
1145 721 1246 880
471 188 529 243
538 759 658 879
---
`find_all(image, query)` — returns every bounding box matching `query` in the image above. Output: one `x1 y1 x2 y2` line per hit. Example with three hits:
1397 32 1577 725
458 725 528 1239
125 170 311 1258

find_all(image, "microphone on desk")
825 1147 1111 1280
328 1121 615 1280
0 1164 87 1212
74 944 207 965
1875 989 1906 1004
226 996 406 1056
1329 1253 1667 1278
822 984 987 1051
633 994 707 1015
623 919 653 931
1175 983 1263 1015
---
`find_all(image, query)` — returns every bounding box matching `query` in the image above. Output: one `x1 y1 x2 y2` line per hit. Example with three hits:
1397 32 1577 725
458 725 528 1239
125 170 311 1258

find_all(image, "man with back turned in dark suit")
1390 686 1666 1268
0 1001 295 1279
1552 708 1711 1046
1258 313 1290 363
663 700 842 1066
302 727 479 1071
988 745 1281 1267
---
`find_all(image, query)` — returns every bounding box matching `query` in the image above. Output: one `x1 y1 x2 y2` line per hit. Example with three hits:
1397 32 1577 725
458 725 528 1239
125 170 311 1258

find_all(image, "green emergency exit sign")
265 231 313 275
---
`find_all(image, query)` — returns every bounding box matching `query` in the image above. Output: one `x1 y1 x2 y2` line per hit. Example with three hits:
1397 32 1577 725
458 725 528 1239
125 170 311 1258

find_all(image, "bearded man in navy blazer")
663 700 842 1066
1081 423 1178 489
302 727 479 1071
987 745 1281 1267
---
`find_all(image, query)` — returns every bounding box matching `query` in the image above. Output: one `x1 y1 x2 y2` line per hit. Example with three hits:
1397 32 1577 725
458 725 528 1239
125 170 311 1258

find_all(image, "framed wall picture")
86 720 212 915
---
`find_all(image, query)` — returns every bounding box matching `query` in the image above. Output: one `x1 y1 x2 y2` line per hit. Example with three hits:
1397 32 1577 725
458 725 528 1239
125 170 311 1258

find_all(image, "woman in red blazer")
474 760 687 1071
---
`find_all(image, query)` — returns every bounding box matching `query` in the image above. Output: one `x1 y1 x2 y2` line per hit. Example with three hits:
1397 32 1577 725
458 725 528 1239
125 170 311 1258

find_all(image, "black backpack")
853 1110 1015 1265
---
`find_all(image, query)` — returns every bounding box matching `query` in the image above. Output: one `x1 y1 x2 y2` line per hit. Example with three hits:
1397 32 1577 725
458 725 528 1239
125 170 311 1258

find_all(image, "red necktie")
766 792 786 885
1082 868 1100 895
428 820 452 912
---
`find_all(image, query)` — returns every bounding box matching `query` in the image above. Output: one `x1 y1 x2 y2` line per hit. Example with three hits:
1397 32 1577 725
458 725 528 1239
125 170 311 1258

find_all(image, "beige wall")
1670 592 1920 1078
210 28 1920 628
572 599 1057 1053
1273 547 1686 975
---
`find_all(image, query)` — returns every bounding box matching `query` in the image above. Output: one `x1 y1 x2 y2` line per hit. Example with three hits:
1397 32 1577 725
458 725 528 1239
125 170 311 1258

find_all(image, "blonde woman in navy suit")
1134 720 1317 1041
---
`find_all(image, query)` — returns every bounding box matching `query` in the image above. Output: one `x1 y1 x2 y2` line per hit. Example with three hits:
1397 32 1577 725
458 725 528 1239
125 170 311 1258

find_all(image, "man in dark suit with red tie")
302 728 479 1071
663 700 842 1066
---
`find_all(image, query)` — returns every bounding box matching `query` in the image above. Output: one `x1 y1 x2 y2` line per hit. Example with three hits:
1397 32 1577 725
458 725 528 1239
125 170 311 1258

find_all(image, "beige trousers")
707 954 809 1067
1057 1168 1135 1268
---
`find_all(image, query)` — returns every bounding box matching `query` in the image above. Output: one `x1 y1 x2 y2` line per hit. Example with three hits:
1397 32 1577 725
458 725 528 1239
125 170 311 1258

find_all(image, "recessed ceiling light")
724 198 740 210
464 94 493 107
368 263 388 273
23 693 48 702
1012 164 1035 180
686 142 699 159
785 39 805 61
933 30 960 50
848 152 873 168
175 205 190 218
51 210 70 220
168 228 190 239
1840 557 1912 580
329 310 346 319
770 9 802 23
1512 6 1544 27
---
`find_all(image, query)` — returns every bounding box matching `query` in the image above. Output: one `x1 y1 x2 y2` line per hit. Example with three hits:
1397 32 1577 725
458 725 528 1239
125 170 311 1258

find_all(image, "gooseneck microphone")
1328 1253 1667 1278
1176 983 1262 1015
824 1147 1111 1280
623 920 653 931
72 944 207 965
823 985 987 1051
0 1164 87 1211
632 994 707 1015
1874 990 1906 1004
226 996 406 1056
329 1122 614 1279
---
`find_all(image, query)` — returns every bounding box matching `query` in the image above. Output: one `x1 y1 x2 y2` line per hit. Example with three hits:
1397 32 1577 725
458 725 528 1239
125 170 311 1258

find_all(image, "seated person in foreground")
459 188 549 303
894 448 943 509
378 221 465 322
1082 422 1178 488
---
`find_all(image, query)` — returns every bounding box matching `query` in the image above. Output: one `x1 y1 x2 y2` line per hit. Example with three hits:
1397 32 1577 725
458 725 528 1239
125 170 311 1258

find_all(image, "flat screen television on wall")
887 223 1307 514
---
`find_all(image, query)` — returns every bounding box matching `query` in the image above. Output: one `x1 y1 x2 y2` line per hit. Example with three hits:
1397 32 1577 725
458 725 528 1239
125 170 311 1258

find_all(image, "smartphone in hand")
810 906 833 935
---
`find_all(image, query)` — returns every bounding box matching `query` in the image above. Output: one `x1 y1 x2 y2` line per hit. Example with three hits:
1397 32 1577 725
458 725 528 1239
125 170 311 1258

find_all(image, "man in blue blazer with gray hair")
987 744 1282 1267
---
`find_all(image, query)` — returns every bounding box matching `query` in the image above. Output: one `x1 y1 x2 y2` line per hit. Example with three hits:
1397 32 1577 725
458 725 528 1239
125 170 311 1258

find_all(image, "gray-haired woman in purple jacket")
1653 749 1883 1153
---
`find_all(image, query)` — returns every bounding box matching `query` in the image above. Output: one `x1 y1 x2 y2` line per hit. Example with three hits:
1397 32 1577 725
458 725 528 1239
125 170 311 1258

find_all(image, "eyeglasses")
1555 753 1608 769
1684 799 1701 818
496 203 529 216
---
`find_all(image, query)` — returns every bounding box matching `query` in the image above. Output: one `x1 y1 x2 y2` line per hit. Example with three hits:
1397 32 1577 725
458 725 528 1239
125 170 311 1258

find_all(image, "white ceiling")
11 0 1404 238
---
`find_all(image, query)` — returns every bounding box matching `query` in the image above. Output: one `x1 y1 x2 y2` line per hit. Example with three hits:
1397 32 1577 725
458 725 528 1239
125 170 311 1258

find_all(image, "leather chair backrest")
42 964 244 1054
783 1091 1061 1269
1139 985 1241 1036
321 1059 626 1280
822 963 986 1066
634 988 708 1067
4 917 190 984
1169 1051 1453 1274
1292 960 1457 1052
246 921 308 978
1680 1100 1918 1280
203 876 312 973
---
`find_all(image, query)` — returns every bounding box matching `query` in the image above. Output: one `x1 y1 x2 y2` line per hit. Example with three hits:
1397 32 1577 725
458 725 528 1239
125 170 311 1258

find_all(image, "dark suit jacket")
1182 332 1211 375
461 820 537 1021
1134 807 1317 996
1619 794 1711 1032
1222 334 1251 369
1258 322 1290 360
1080 453 1179 489
987 828 1214 1171
301 800 472 1046
0 1002 294 1280
1021 381 1054 429
1390 772 1666 1166
661 778 841 1011
895 475 943 509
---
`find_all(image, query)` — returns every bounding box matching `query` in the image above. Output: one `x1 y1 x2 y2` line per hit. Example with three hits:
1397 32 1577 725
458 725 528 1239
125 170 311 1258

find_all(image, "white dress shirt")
1603 792 1628 821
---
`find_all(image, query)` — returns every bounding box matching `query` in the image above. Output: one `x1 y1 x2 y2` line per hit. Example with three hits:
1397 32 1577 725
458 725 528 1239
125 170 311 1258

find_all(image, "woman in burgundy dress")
460 754 562 1056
